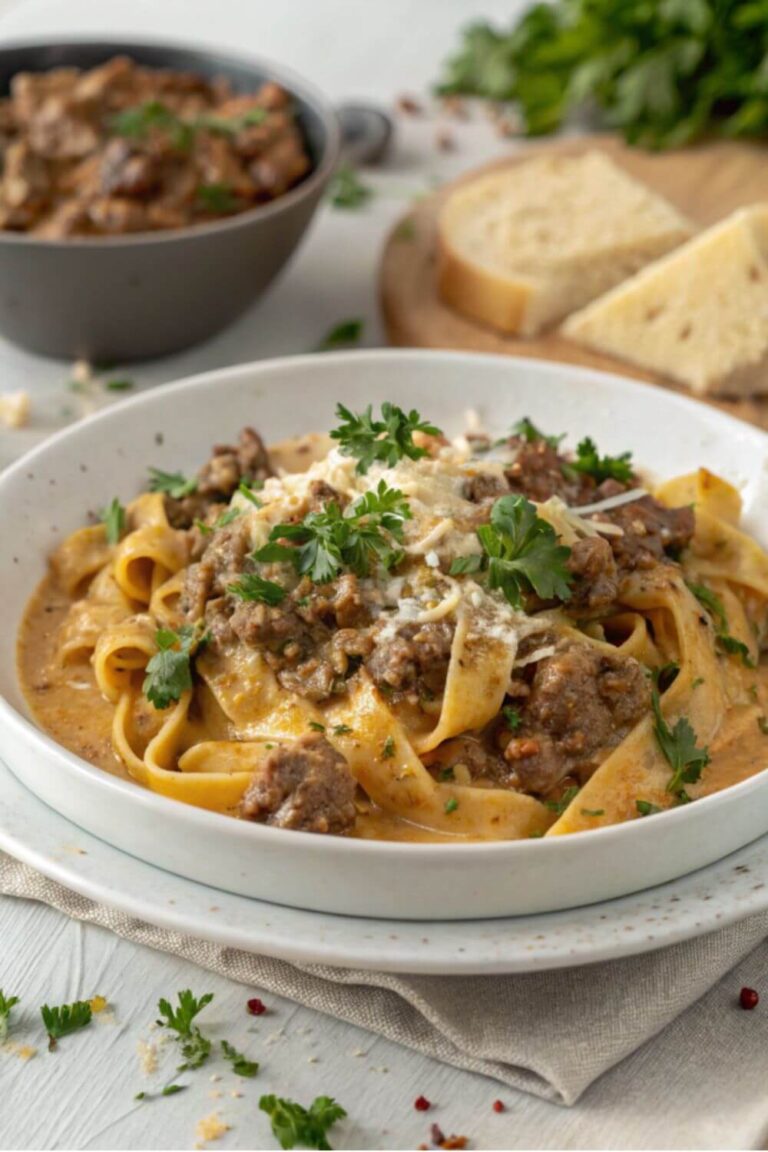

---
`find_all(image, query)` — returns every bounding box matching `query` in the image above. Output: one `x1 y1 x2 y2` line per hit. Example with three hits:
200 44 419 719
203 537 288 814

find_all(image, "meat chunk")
366 620 453 701
598 492 695 573
463 472 509 504
504 438 596 505
241 733 356 834
566 536 619 613
502 641 650 794
426 735 508 785
165 426 274 528
99 138 160 197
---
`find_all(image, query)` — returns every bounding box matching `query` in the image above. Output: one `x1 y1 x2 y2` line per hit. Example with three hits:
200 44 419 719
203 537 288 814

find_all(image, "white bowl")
2 350 768 921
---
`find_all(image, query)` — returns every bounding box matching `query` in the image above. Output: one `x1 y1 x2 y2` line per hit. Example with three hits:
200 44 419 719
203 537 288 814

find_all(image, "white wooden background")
1 2 768 1150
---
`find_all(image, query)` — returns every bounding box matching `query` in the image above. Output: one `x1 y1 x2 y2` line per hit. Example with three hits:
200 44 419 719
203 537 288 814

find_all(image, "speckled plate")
1 757 767 974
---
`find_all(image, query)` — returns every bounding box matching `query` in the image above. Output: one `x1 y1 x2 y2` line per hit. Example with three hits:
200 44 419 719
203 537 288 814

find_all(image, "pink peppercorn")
247 997 267 1016
492 1099 505 1113
740 987 759 1010
414 1095 431 1112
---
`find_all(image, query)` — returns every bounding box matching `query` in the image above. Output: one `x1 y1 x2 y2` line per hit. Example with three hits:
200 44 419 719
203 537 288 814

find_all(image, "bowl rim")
0 35 342 249
3 347 768 862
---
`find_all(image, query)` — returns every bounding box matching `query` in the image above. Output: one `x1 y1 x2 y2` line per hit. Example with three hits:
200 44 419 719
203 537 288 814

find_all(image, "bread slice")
563 206 768 397
436 151 693 337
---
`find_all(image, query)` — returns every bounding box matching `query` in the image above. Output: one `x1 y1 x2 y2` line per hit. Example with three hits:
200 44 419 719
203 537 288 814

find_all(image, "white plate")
2 755 768 974
2 350 768 921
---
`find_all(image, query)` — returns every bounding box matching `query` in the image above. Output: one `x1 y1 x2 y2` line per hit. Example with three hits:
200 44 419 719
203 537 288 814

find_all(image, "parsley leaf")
196 182 240 213
571 437 633 484
330 401 442 474
449 553 484 576
105 378 133 391
41 1000 93 1050
512 417 564 448
580 807 605 817
444 796 459 814
0 990 19 1041
477 494 572 607
156 990 214 1072
651 682 710 798
636 799 662 817
259 1094 347 1151
228 573 286 605
328 165 372 209
135 1083 189 1101
101 497 126 545
148 468 198 499
687 581 755 666
142 626 200 710
545 785 580 814
238 478 263 506
381 736 396 759
502 705 522 730
317 318 364 352
221 1039 259 1077
195 506 242 535
257 480 411 583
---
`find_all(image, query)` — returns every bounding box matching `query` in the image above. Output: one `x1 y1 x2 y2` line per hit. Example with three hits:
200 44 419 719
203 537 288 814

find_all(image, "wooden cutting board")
379 134 768 430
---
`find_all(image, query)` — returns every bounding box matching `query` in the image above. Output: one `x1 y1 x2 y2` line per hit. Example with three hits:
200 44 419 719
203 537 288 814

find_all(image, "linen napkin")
2 851 766 1106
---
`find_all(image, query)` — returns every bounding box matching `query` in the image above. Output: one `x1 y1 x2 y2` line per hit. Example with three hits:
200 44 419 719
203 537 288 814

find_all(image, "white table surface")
1 4 767 1150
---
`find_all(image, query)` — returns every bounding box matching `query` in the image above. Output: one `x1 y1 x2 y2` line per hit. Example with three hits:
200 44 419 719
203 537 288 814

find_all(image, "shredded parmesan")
514 644 556 668
575 488 648 515
196 1113 229 1144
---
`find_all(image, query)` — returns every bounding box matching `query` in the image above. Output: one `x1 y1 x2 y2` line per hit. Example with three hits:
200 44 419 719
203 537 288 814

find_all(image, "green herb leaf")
142 626 200 710
687 581 755 666
221 1039 259 1078
449 553 484 576
502 705 522 730
41 1000 92 1050
238 478 263 506
259 1094 347 1151
512 417 564 448
195 506 242 535
580 808 605 817
717 633 755 667
196 183 240 214
636 799 662 817
330 401 442 474
105 378 134 391
544 785 580 815
135 1083 189 1101
571 437 633 484
317 318 364 352
0 990 20 1042
651 681 709 798
228 573 287 605
156 990 214 1072
328 165 372 209
477 494 572 607
444 796 459 814
332 724 353 736
261 480 411 582
381 736 396 759
111 100 194 149
309 721 326 732
148 468 198 500
101 497 126 545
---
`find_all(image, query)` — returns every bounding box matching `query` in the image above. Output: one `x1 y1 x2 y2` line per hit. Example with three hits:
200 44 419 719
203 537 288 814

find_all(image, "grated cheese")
196 1113 230 1144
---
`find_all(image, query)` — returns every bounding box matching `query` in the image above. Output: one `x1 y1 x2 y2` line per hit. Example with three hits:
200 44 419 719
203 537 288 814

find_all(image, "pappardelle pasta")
18 405 768 842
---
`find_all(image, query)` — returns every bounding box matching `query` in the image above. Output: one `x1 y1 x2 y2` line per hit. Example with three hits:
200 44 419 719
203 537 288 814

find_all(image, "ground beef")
366 620 454 701
426 735 508 784
241 733 357 834
595 489 695 573
501 641 650 794
504 439 596 505
463 472 509 504
566 536 619 614
165 426 274 528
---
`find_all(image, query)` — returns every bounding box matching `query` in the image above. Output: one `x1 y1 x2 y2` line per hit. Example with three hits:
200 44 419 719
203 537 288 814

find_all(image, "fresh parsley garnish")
105 378 133 391
636 799 662 817
135 1083 188 1101
142 626 200 710
444 796 459 814
228 573 286 605
221 1039 259 1078
309 721 326 732
332 724 353 736
438 766 455 782
545 785 580 814
101 497 126 545
330 401 442 474
317 318 364 352
381 736 396 759
196 182 240 214
112 101 266 148
195 506 242 535
328 165 372 209
651 681 709 799
571 437 633 484
502 705 522 730
449 553 484 576
580 808 605 817
41 1000 93 1050
148 468 198 500
255 480 411 582
0 991 19 1041
687 581 755 667
238 478 263 506
512 417 564 448
259 1094 347 1150
157 990 214 1072
476 494 573 607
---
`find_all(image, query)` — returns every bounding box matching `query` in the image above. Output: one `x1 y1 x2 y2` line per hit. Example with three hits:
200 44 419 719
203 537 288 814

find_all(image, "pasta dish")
18 402 768 842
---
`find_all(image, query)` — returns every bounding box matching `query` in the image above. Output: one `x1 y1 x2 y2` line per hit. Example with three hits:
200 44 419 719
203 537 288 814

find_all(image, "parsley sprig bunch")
148 468 198 500
0 990 19 1042
687 581 755 667
41 1000 93 1051
570 437 634 485
112 100 266 149
511 417 564 449
259 1094 347 1151
451 494 573 608
651 680 710 801
255 480 411 583
157 990 214 1071
330 402 442 474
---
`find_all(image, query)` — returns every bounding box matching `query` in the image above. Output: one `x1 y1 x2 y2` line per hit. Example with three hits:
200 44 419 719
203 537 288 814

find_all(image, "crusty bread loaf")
436 151 693 337
563 206 768 397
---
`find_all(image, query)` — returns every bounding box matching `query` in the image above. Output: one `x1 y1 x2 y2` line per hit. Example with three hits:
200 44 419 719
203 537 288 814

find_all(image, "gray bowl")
0 39 341 360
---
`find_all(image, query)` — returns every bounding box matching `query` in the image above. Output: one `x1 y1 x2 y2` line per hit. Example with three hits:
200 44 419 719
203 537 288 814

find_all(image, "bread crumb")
209 1073 221 1083
307 1056 319 1064
71 359 93 385
137 1039 159 1076
230 1090 243 1099
209 1090 223 1100
196 1112 229 1144
3 1041 37 1061
0 391 29 428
